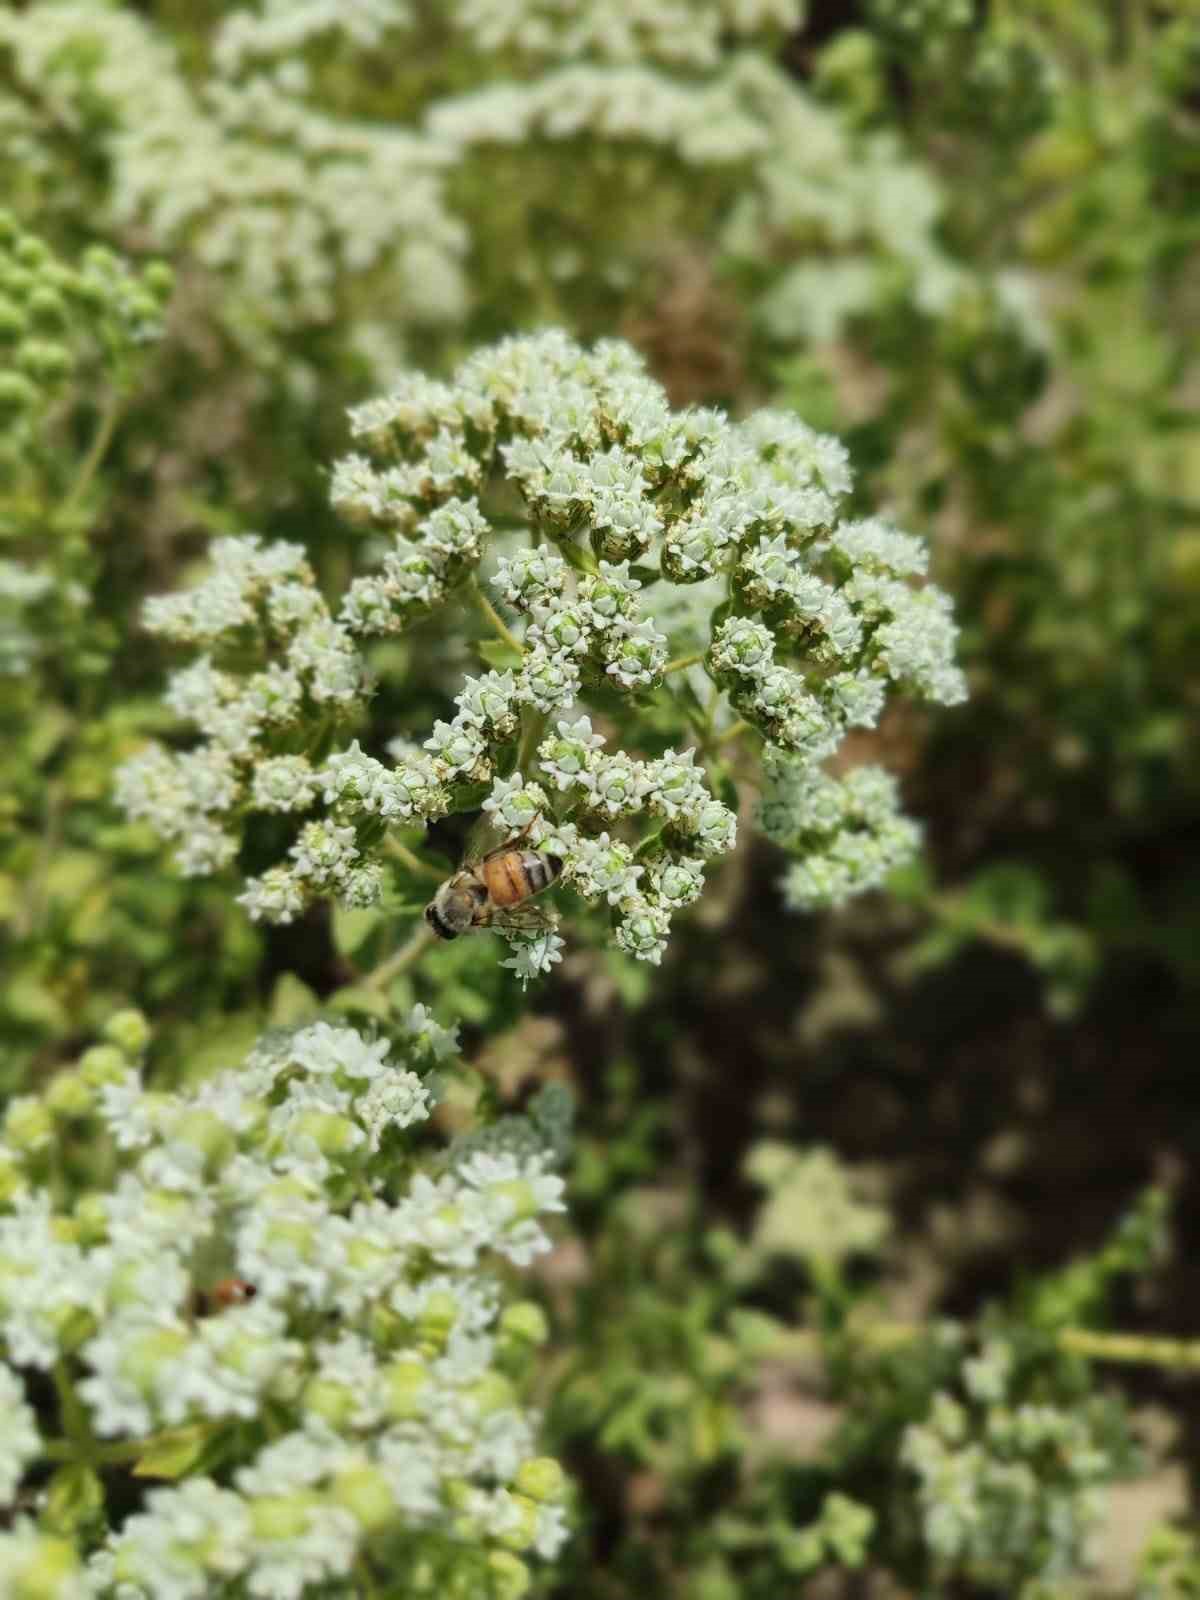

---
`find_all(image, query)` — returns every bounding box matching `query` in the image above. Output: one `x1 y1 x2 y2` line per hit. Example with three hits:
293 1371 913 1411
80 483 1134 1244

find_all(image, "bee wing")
491 902 560 935
460 809 513 867
470 810 541 865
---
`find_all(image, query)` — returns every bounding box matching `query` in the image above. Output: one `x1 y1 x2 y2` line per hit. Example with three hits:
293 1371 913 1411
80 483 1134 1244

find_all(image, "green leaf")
327 985 393 1020
268 973 318 1026
332 903 381 957
43 1463 104 1533
477 638 522 671
133 1423 213 1479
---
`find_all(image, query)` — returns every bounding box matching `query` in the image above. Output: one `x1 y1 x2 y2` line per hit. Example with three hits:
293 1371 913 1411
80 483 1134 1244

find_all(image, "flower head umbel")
0 1015 570 1596
120 331 963 971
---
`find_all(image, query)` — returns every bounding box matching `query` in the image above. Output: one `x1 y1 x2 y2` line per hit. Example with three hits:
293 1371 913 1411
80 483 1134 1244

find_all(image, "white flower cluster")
727 55 967 340
0 1015 569 1598
441 0 801 69
123 330 961 952
115 536 369 882
901 1337 1115 1588
0 3 464 334
759 755 923 911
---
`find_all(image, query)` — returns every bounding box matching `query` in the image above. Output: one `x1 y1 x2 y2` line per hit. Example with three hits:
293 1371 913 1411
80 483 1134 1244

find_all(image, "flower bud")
492 1179 539 1222
0 1150 27 1206
4 1097 53 1154
0 370 37 419
143 261 175 300
249 1491 321 1541
464 1372 515 1417
103 1009 151 1056
120 1326 190 1396
0 295 27 345
499 1302 549 1348
16 338 72 384
78 1045 128 1087
382 1358 429 1420
331 1465 395 1533
495 1492 540 1552
44 1071 93 1120
167 1109 236 1174
301 1377 357 1428
4 1533 82 1600
416 1290 458 1349
73 1194 109 1245
514 1457 566 1504
286 1109 361 1159
487 1551 532 1600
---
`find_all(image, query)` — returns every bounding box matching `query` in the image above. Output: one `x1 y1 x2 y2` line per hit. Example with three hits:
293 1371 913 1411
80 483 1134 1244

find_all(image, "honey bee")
210 1276 257 1308
191 1277 257 1317
424 818 563 940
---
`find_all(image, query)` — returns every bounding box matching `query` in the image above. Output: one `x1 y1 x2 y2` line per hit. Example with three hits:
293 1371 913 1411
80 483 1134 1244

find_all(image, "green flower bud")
120 1326 190 1396
332 1465 395 1533
417 1290 458 1349
51 1306 97 1355
45 1070 93 1119
13 236 50 270
493 1179 538 1221
27 287 67 332
0 295 27 344
143 261 175 300
127 291 160 327
81 245 120 278
0 371 37 420
301 1377 357 1428
78 1045 128 1086
382 1358 429 1420
0 1150 26 1207
103 1008 151 1056
4 1097 53 1154
16 339 73 384
0 265 35 301
166 1108 236 1174
499 1301 549 1347
487 1551 532 1600
464 1372 515 1417
73 1194 109 1245
287 1109 360 1158
6 1532 82 1600
442 1477 472 1511
249 1492 320 1541
495 1492 540 1552
513 1457 566 1504
367 1302 405 1349
42 1463 104 1536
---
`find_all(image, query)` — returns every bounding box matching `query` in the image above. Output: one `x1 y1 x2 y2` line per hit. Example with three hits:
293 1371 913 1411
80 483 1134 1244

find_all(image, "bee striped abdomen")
481 848 562 907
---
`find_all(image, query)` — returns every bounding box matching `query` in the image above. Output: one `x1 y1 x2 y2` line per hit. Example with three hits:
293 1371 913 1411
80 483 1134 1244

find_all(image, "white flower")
357 1071 432 1150
499 928 565 987
0 1366 39 1505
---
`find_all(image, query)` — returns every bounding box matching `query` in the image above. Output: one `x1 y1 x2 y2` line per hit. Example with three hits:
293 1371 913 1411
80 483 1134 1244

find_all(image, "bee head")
425 879 477 940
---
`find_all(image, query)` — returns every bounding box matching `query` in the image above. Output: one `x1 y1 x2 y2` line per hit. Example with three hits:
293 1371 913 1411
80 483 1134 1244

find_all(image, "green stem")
1057 1329 1200 1371
53 1362 94 1456
384 837 445 883
361 923 435 991
516 709 547 775
60 389 122 516
470 578 524 657
715 719 750 745
663 650 706 676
